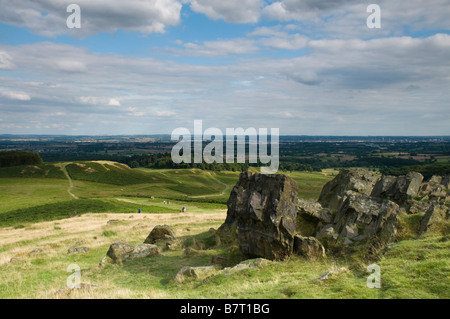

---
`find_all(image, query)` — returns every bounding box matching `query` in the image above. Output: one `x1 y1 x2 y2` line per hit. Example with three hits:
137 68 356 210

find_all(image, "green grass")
0 178 73 214
0 164 66 179
0 198 179 228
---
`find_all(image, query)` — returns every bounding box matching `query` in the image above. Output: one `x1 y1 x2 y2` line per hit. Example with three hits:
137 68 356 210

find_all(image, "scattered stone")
10 257 23 263
315 267 348 281
175 265 220 283
67 247 90 254
106 242 161 263
28 248 44 256
293 235 326 260
220 258 272 276
106 242 134 262
131 244 162 259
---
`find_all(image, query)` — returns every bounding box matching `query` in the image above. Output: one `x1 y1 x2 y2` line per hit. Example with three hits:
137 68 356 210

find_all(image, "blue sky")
0 0 449 136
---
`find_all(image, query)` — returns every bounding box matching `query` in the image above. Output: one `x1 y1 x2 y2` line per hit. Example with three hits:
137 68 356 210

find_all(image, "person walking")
138 208 141 214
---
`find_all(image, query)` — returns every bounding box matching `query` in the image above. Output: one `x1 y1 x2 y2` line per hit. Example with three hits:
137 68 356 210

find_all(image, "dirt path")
191 172 231 198
55 163 79 199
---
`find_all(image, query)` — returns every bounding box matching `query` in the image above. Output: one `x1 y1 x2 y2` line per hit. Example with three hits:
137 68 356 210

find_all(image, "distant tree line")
380 164 450 180
0 151 43 167
120 153 250 172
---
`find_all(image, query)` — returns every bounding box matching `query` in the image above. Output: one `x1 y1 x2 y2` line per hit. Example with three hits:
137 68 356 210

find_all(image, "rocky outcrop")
318 168 381 211
316 192 400 247
371 172 424 204
217 172 298 261
215 168 447 262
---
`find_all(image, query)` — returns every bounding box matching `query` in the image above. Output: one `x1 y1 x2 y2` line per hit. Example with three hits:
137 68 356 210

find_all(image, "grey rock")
218 172 299 261
318 193 400 248
144 225 176 244
175 265 220 283
318 168 381 211
372 172 424 204
220 258 272 276
67 247 90 254
106 242 161 263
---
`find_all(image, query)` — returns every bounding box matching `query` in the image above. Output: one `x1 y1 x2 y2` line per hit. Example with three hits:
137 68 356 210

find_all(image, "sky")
0 0 449 136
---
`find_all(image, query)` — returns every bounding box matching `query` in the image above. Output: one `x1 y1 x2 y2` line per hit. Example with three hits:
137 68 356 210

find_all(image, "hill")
0 161 336 228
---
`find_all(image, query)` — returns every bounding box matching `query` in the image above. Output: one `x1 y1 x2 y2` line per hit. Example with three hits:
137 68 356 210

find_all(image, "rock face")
106 242 161 263
318 193 400 247
313 169 403 250
217 172 298 261
371 172 424 204
318 168 381 211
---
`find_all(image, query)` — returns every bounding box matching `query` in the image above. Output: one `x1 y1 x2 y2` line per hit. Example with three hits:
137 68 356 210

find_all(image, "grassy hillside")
0 162 334 228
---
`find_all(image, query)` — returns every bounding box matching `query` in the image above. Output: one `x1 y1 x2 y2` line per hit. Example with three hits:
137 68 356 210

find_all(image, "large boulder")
144 225 176 244
217 172 299 261
317 192 400 248
106 242 161 263
371 172 424 204
318 169 381 211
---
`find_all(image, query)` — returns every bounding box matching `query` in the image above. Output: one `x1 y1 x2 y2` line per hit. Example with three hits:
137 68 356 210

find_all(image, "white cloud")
108 98 121 106
0 51 15 70
0 32 449 135
188 0 262 23
56 60 87 73
179 38 259 56
0 0 182 37
1 91 31 101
